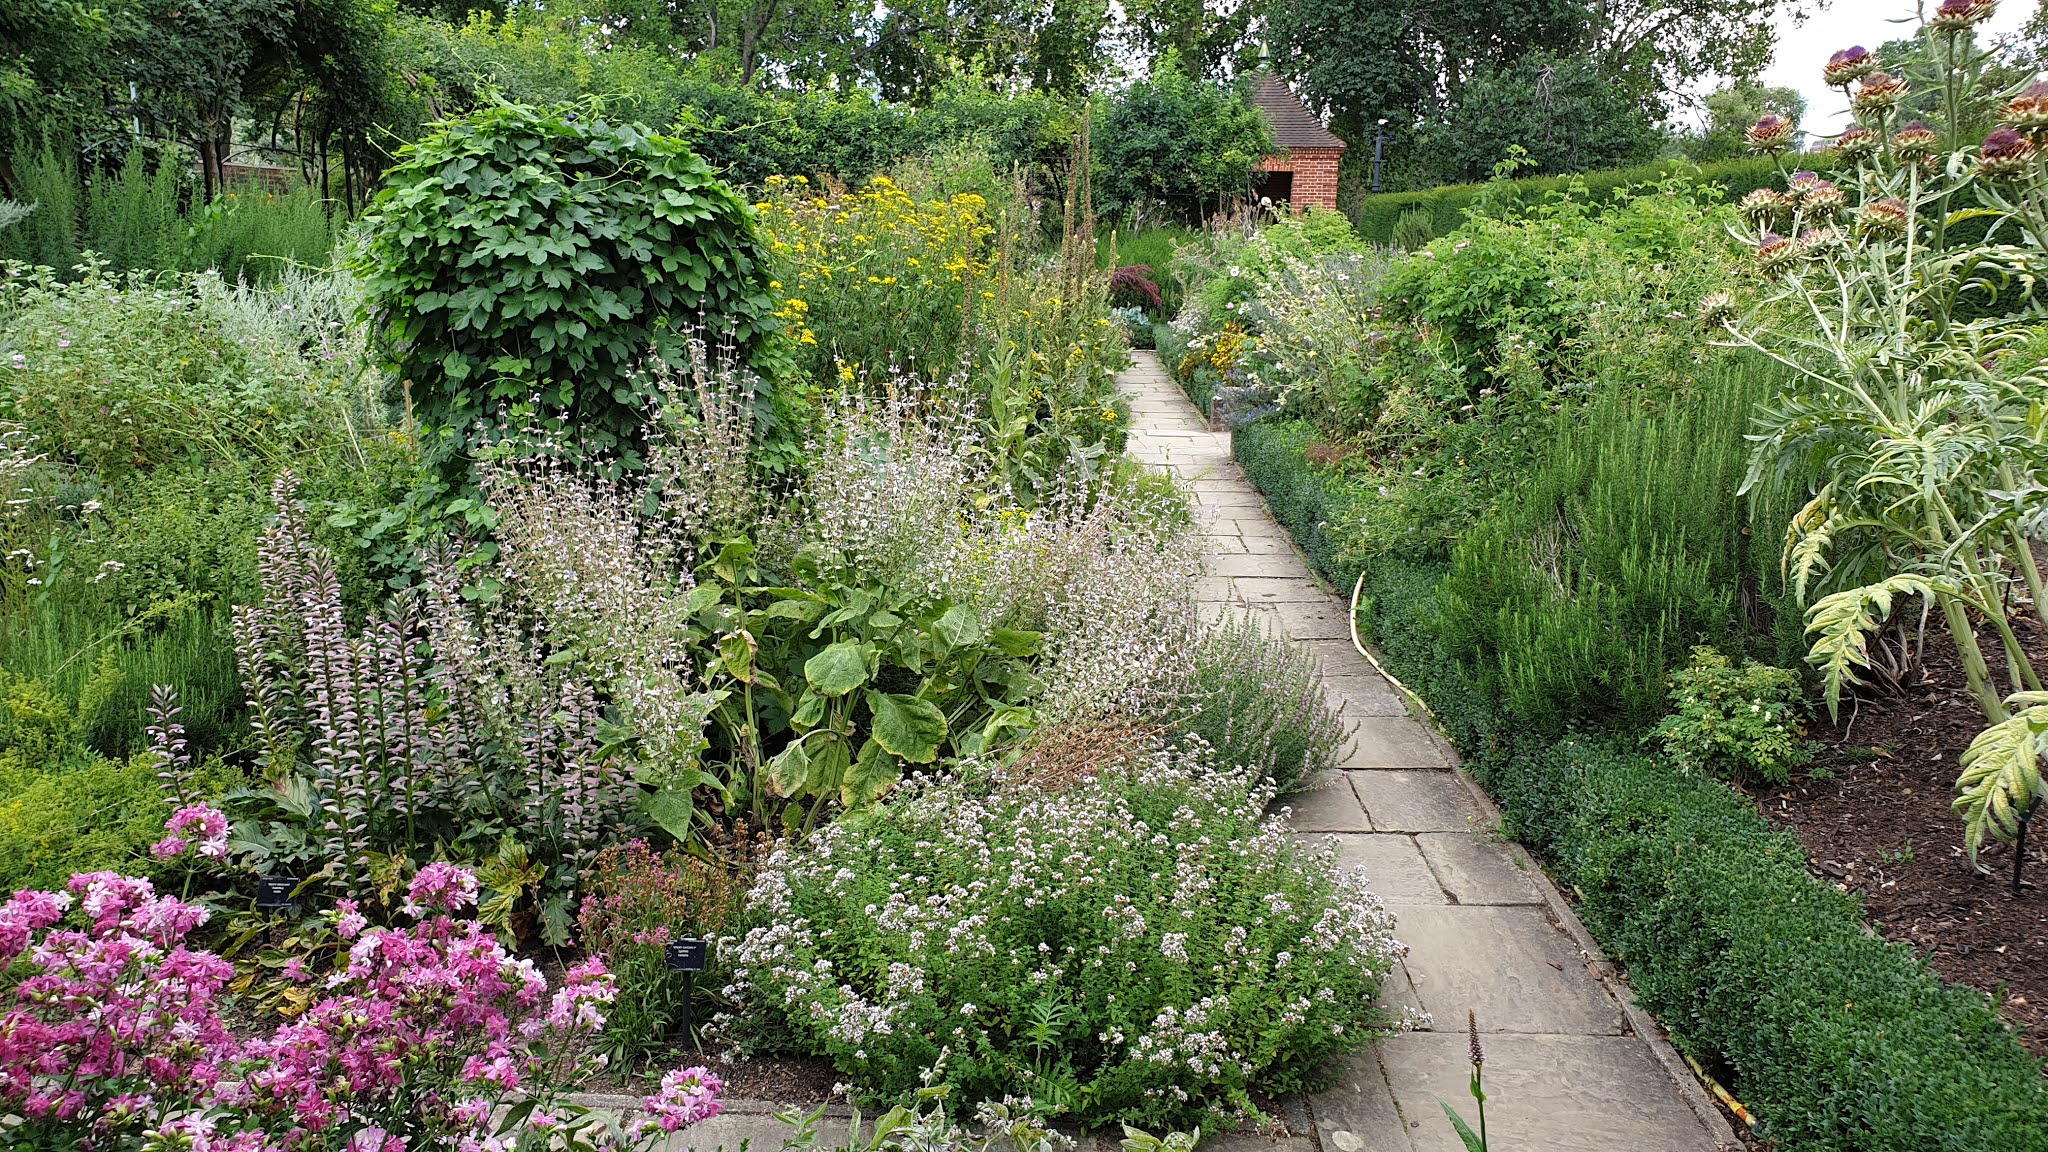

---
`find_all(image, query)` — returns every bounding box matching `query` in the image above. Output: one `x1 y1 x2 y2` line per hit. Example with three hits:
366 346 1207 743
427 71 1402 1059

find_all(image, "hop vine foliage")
356 100 783 477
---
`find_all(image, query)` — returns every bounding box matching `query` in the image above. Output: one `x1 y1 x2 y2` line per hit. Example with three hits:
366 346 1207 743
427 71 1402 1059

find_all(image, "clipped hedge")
1354 154 1821 245
1230 419 2048 1152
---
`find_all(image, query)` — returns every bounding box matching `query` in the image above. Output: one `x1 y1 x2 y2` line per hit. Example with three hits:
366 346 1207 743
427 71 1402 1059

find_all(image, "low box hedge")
1231 418 2048 1152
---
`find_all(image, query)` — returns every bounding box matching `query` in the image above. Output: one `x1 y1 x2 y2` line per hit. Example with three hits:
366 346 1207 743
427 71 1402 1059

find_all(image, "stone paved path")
1118 351 1740 1152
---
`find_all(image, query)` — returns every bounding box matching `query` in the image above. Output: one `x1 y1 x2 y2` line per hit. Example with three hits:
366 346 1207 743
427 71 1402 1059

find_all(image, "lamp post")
1373 118 1388 195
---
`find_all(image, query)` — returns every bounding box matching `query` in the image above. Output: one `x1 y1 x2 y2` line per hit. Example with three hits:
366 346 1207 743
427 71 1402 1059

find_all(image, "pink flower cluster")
640 1066 725 1134
152 802 232 861
234 864 612 1141
0 874 239 1140
0 862 723 1151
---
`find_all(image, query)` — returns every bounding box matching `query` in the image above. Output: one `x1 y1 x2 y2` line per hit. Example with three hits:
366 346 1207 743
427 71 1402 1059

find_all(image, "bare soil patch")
1753 615 2048 1055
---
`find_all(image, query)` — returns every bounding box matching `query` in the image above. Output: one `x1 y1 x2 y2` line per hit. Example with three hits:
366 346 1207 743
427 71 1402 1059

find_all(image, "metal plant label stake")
665 937 710 1041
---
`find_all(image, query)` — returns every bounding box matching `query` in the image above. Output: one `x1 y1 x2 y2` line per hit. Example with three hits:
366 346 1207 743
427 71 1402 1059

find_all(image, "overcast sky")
1758 1 2036 134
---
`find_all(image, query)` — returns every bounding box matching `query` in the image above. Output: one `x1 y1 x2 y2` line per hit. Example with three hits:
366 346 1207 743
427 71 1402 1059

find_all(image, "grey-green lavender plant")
1171 615 1348 794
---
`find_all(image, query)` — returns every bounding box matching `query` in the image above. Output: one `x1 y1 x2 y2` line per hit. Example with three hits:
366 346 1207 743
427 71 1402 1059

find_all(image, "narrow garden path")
1118 351 1740 1152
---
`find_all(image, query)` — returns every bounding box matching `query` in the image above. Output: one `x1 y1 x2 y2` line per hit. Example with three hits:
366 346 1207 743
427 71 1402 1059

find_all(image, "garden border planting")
1229 417 2048 1152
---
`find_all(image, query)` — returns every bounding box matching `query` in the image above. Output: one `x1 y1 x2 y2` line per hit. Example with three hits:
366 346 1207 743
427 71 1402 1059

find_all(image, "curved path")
1118 351 1740 1152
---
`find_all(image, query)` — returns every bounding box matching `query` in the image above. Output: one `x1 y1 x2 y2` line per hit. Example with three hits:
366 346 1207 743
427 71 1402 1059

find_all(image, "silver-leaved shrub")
720 740 1403 1128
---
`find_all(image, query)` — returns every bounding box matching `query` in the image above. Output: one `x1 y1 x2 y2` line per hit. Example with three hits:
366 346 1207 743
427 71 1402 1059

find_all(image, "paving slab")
1114 351 1728 1152
1283 771 1371 833
1393 905 1624 1035
1329 833 1449 905
1337 717 1449 767
1373 1033 1719 1152
1349 771 1483 833
1233 576 1327 604
1414 833 1540 906
1311 1054 1412 1152
1272 598 1355 641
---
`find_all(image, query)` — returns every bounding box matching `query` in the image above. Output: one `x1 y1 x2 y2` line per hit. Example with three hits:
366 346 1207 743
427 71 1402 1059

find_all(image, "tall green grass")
84 146 186 271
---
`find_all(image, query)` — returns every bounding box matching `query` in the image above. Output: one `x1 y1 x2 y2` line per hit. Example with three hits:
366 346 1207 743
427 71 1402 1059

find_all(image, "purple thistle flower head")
1932 0 1997 30
1823 46 1874 88
1746 114 1796 153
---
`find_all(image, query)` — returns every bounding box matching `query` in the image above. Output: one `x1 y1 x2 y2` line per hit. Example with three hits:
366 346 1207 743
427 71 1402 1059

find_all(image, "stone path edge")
1180 366 1742 1150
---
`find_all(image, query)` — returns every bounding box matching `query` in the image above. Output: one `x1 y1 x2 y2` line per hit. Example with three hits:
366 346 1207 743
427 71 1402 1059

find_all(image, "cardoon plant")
1723 1 2048 870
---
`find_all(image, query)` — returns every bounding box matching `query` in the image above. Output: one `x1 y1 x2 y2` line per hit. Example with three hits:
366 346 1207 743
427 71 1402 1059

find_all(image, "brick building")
1251 73 1346 212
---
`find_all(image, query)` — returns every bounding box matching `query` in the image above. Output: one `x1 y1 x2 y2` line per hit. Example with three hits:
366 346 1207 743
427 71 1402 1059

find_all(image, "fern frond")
1954 706 2048 860
1804 574 1944 718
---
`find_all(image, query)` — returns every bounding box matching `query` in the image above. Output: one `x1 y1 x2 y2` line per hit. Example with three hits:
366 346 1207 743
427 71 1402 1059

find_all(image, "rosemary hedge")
1231 418 2048 1151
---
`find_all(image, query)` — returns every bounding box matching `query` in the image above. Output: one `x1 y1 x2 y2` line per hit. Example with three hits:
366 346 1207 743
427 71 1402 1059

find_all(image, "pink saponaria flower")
334 898 368 940
1 877 239 1138
402 862 480 917
640 1066 725 1134
152 803 230 861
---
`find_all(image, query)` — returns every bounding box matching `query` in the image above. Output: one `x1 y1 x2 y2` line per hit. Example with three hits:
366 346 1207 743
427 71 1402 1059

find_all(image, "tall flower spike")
1468 1010 1484 1067
146 684 195 807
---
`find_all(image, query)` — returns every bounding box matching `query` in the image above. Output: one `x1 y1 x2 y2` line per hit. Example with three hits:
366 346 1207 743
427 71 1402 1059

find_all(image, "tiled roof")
1253 73 1346 151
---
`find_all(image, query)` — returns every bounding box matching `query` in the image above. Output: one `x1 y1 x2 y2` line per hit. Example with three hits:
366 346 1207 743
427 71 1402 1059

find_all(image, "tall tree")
1689 80 1804 161
1262 0 1584 140
1589 0 1812 114
1425 51 1656 180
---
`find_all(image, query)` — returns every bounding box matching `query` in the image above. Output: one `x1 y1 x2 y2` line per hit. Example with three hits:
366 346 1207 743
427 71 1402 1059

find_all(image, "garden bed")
1763 616 2048 1055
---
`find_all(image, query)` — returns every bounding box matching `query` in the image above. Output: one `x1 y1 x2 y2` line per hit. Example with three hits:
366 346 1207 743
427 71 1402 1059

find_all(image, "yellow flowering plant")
756 174 996 384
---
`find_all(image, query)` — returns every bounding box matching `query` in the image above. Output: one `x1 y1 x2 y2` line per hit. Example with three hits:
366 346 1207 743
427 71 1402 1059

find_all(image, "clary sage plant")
1720 0 2048 871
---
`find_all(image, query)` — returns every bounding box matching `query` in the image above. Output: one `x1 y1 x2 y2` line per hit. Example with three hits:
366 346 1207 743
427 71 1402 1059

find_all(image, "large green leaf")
808 733 852 797
1954 704 2047 859
866 690 947 763
643 789 697 841
932 604 985 649
764 740 811 799
842 738 902 809
990 627 1044 657
805 640 870 697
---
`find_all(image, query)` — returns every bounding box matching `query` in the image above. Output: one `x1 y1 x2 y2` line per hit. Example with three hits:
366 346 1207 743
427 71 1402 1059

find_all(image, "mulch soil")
1751 613 2048 1055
